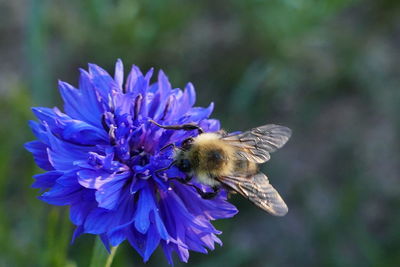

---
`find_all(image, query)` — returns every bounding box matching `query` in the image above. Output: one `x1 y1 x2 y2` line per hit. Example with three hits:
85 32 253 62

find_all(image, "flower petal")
32 171 63 189
88 63 119 101
95 178 127 210
58 78 103 128
70 194 96 225
114 59 124 90
32 107 109 146
44 126 94 171
24 141 53 171
84 208 114 234
134 185 156 234
77 169 129 190
39 183 82 205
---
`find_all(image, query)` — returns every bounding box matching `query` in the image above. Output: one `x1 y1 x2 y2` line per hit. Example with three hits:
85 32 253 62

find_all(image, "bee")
150 120 291 216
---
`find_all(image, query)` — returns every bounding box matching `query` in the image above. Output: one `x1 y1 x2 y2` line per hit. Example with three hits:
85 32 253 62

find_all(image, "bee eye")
178 159 191 172
181 138 194 150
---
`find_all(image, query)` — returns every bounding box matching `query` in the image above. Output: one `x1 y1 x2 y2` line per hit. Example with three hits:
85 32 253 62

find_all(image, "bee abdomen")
233 160 258 176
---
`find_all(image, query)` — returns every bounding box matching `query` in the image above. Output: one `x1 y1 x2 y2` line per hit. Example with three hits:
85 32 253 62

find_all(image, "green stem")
90 237 118 267
105 247 118 267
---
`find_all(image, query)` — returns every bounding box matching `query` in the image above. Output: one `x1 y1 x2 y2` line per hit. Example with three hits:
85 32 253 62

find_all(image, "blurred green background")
1 0 400 266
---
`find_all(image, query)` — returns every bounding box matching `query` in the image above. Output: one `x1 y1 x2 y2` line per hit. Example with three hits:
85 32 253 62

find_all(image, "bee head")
173 137 195 173
174 149 192 173
176 158 191 173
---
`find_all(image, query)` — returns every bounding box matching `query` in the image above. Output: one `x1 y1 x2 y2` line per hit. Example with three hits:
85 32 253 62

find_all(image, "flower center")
130 149 150 166
127 148 153 180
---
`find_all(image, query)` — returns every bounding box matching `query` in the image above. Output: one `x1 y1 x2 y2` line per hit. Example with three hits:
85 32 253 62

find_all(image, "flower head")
25 60 238 264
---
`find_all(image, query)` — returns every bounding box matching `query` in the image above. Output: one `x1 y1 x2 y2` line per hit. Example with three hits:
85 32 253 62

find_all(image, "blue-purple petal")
88 63 118 100
70 196 96 225
39 183 82 205
143 225 160 262
71 225 84 243
32 171 62 189
28 120 50 145
134 185 155 234
77 169 129 190
84 208 114 234
114 59 124 90
25 141 54 170
32 107 108 146
95 178 127 210
125 65 142 94
100 234 112 253
59 79 103 128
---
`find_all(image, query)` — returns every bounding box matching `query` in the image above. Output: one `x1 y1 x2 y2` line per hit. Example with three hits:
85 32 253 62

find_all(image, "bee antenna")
159 143 176 152
149 119 204 134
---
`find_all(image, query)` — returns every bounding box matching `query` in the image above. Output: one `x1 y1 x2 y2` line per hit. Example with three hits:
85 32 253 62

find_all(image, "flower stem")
90 237 118 267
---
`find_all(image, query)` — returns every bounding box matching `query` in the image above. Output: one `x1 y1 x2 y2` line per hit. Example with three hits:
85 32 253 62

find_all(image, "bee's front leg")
159 143 176 152
183 175 193 183
154 160 177 176
168 176 219 199
194 186 220 200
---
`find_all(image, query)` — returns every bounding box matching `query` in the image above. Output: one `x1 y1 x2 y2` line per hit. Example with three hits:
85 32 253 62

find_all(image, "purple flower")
25 60 238 264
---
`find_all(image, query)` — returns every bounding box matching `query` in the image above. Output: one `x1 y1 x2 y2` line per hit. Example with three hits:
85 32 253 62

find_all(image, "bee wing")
219 172 288 216
222 124 292 163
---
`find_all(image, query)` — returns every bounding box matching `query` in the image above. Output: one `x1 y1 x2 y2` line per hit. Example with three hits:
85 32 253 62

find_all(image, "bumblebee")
150 120 291 216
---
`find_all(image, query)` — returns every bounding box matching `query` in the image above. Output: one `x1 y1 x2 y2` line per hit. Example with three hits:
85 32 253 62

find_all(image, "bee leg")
198 186 220 199
169 175 193 184
167 175 192 185
183 175 193 183
182 182 219 199
159 143 176 152
149 119 204 134
167 176 219 199
154 160 177 177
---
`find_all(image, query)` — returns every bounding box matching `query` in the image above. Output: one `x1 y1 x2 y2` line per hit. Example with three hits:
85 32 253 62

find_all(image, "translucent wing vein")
222 124 291 163
218 173 288 216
